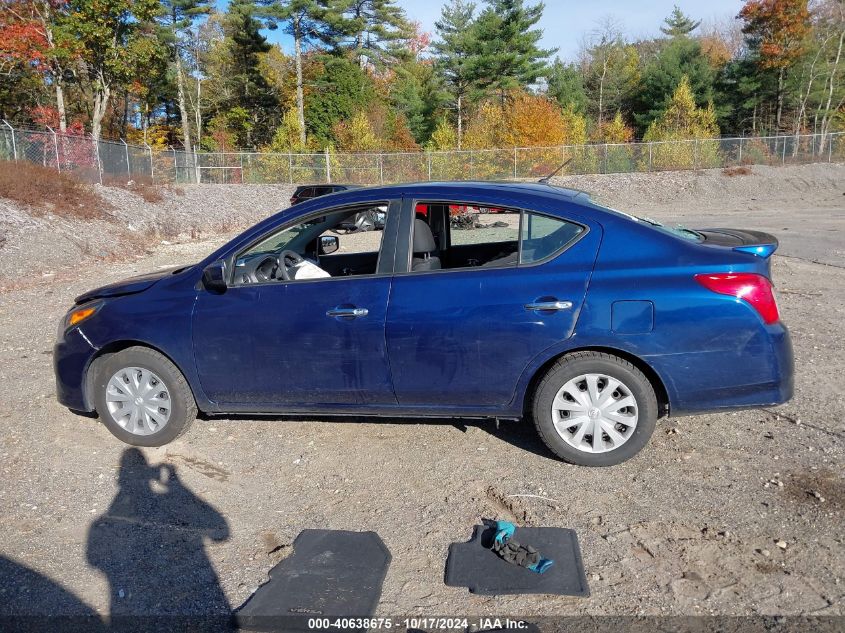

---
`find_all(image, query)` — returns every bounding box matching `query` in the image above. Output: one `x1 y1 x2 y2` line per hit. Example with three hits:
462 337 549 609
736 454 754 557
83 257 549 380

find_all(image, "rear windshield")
598 205 702 242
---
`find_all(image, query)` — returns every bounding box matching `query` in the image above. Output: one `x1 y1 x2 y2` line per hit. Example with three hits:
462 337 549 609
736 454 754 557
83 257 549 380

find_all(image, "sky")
218 0 745 62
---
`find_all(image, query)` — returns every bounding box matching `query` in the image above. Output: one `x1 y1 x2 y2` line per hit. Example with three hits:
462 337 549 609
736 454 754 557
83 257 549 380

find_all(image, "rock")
776 540 787 550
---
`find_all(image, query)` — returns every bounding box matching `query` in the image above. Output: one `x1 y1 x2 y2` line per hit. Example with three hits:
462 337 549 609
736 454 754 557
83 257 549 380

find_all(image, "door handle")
524 300 573 311
326 307 369 318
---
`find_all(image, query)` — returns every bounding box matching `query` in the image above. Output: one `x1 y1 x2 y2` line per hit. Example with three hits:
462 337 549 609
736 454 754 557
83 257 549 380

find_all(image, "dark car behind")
290 184 359 206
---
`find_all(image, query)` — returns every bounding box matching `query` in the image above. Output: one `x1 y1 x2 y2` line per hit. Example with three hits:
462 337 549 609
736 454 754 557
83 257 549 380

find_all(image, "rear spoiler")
697 228 779 258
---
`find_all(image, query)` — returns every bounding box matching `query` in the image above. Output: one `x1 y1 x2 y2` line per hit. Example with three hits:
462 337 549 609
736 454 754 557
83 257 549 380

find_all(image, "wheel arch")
522 345 671 418
83 340 203 413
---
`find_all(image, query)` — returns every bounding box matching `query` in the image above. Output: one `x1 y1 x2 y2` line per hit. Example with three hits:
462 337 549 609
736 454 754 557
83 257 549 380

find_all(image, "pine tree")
343 0 411 68
257 0 349 146
546 58 588 114
222 0 278 147
660 5 701 37
432 0 477 148
157 0 214 153
468 0 555 101
632 36 714 135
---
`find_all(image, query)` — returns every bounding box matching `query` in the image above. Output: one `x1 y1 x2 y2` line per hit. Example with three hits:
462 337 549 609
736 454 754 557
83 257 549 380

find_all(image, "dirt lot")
0 164 843 624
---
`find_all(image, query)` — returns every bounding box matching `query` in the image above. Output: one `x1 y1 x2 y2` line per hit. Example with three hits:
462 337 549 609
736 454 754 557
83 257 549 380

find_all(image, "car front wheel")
92 346 197 447
532 351 658 466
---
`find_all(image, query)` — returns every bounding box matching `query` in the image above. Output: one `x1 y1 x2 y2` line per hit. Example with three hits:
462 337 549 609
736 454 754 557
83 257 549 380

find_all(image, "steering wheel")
276 250 306 281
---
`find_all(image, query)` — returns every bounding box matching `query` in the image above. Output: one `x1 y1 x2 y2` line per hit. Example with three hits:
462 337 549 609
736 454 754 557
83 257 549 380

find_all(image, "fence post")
47 126 61 172
693 139 699 170
829 134 833 162
2 120 17 162
92 134 103 184
738 137 743 165
171 146 178 183
325 148 331 183
120 139 131 180
427 151 432 181
603 144 608 173
288 152 293 184
513 147 517 179
781 135 786 165
144 142 154 183
378 154 384 184
648 142 652 171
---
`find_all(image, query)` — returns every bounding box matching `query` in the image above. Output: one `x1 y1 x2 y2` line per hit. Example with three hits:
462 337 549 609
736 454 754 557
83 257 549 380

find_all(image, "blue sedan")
54 182 793 466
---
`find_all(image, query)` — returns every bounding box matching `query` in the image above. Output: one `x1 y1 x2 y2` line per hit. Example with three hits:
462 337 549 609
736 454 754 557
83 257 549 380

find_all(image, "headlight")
61 301 103 333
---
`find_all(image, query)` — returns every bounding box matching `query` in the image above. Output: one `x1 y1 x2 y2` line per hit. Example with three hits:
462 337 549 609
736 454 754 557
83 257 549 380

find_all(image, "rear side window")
410 202 585 272
521 213 585 264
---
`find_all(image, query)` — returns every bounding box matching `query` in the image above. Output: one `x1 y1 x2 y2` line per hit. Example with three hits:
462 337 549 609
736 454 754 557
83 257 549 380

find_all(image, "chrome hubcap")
105 367 172 436
550 373 639 453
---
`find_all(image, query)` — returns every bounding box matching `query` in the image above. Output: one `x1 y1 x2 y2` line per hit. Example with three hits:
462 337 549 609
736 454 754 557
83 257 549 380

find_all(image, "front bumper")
54 326 99 412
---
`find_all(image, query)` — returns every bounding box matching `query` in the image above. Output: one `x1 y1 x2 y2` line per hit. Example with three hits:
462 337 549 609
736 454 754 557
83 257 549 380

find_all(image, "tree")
268 107 306 151
427 117 457 149
333 110 379 150
468 0 555 101
644 75 720 168
65 0 162 139
343 0 411 68
217 0 278 147
660 5 701 37
597 111 634 142
389 56 445 144
0 0 79 131
432 0 477 147
546 58 588 114
156 0 213 153
632 36 714 134
645 75 718 138
739 0 812 131
304 55 375 145
258 0 349 146
582 21 640 129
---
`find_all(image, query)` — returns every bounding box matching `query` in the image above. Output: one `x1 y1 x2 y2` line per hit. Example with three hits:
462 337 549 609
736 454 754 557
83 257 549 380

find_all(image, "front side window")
410 202 584 273
234 204 389 285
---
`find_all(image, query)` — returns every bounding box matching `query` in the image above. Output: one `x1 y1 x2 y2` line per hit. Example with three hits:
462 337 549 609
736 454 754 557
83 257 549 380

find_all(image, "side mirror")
319 235 339 255
202 260 228 293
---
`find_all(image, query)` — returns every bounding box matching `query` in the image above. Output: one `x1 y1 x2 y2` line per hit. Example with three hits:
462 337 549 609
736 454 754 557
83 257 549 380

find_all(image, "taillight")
695 273 780 324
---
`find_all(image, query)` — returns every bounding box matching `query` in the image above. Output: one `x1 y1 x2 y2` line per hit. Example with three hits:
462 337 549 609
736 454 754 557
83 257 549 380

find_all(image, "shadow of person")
86 448 231 629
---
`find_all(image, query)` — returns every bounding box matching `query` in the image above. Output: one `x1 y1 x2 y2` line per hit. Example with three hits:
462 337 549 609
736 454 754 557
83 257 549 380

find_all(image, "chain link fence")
1 120 842 186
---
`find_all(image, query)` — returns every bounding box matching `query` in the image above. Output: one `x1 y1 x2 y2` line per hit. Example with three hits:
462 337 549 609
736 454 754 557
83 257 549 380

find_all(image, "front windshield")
599 205 702 242
245 219 326 256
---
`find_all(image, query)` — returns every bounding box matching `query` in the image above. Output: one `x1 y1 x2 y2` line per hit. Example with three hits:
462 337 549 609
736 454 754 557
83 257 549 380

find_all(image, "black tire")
531 351 658 466
92 346 197 447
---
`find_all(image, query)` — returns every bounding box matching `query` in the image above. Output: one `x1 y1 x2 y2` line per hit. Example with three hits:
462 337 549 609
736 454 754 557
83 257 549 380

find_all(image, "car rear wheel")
92 346 197 447
531 351 658 466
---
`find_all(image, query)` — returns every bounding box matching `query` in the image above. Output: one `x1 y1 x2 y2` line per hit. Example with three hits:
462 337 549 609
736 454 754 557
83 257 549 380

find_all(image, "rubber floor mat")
235 530 391 632
445 524 589 596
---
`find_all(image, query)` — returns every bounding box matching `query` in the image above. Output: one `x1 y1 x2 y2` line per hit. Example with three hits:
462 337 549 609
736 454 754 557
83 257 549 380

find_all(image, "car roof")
308 181 594 209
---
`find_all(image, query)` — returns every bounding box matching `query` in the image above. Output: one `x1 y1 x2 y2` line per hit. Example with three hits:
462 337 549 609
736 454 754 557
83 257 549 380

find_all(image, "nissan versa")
54 182 793 466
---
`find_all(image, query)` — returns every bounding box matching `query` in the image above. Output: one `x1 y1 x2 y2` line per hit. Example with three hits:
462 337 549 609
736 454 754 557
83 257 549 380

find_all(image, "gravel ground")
0 164 843 624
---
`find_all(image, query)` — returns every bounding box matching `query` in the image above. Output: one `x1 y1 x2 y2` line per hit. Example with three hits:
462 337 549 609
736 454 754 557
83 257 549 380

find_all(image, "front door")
192 200 399 409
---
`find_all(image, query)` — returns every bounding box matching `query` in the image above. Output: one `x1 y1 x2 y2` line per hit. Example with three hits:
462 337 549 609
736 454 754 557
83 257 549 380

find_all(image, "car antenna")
537 158 572 184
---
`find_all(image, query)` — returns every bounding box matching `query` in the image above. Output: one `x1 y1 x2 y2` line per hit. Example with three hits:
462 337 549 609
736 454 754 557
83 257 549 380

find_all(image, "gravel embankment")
2 162 844 285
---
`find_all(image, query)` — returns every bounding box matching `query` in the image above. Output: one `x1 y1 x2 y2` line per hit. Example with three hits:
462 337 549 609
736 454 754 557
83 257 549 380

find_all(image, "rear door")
385 197 602 409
